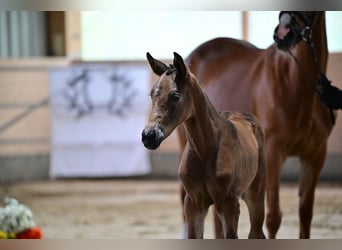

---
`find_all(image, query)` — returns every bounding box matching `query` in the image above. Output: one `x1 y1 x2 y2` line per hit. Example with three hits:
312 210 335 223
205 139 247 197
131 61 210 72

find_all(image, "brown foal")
142 52 266 239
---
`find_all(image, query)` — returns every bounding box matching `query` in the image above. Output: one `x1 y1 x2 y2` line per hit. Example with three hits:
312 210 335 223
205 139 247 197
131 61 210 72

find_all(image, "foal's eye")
170 92 181 102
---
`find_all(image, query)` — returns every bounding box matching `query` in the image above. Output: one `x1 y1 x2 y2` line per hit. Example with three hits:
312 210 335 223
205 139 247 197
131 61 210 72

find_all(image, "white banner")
49 64 151 178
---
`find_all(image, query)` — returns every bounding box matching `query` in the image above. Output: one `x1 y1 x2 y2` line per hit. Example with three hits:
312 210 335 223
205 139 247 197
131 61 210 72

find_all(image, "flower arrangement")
0 197 43 239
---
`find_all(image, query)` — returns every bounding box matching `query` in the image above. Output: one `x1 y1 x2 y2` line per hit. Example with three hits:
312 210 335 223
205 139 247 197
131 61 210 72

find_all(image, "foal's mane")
165 64 176 75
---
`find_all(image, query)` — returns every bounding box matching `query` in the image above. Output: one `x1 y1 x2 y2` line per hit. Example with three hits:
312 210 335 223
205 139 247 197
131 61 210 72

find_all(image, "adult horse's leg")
265 139 287 239
298 144 327 238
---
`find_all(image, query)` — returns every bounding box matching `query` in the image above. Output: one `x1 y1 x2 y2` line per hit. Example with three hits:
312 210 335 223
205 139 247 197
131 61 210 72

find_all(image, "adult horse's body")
142 52 266 239
178 11 336 238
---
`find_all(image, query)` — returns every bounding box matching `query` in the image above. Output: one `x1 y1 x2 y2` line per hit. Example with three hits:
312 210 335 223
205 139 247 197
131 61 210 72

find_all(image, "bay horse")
178 11 336 239
142 52 266 239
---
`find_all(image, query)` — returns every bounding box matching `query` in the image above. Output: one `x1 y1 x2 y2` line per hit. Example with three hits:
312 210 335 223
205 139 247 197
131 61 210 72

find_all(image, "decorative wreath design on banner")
62 69 137 119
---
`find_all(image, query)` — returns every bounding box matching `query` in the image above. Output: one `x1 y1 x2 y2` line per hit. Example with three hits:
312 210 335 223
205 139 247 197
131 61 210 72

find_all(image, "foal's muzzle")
141 126 164 150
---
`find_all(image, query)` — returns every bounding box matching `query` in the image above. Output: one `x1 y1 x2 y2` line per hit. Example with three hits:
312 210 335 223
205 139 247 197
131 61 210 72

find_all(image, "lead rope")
307 39 337 124
287 33 336 124
288 50 321 95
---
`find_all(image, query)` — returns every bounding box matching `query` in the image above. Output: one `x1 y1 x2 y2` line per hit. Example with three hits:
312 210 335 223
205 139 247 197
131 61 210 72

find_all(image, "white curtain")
0 11 46 58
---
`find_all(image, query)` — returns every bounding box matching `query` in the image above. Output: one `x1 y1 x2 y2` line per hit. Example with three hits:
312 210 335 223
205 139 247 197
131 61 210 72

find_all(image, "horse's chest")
181 153 256 198
179 119 260 198
180 156 224 191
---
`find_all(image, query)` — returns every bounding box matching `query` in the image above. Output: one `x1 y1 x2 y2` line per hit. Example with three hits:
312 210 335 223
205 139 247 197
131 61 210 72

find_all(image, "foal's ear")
146 52 168 76
173 52 187 82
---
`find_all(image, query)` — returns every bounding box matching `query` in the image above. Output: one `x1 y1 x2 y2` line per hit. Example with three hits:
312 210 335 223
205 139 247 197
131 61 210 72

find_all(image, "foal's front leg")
215 196 240 239
184 194 209 239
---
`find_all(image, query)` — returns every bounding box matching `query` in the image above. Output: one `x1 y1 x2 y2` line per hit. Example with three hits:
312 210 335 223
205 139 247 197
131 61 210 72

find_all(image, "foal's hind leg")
243 177 266 239
298 144 327 239
243 154 266 238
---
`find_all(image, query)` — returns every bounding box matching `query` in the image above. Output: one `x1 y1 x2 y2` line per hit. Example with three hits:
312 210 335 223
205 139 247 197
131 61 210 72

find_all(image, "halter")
276 11 338 124
279 11 315 40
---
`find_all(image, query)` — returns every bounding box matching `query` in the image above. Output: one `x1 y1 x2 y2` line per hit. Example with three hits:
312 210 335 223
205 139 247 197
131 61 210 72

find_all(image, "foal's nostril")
141 130 148 142
148 130 157 140
142 129 156 141
142 129 156 146
141 127 164 150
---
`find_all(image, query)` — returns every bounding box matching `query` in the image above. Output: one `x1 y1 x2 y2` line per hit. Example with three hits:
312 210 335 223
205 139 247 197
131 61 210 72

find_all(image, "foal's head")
142 52 194 150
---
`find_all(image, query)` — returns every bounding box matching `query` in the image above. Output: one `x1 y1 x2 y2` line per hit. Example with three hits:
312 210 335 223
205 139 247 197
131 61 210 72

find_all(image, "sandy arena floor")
0 179 341 239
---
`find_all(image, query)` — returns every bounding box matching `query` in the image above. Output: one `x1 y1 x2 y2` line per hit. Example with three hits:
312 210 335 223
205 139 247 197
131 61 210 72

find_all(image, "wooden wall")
0 54 341 182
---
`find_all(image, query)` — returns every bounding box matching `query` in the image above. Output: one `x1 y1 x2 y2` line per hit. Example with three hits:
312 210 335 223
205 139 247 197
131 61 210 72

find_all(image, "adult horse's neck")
313 12 328 72
287 12 328 90
183 77 223 158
